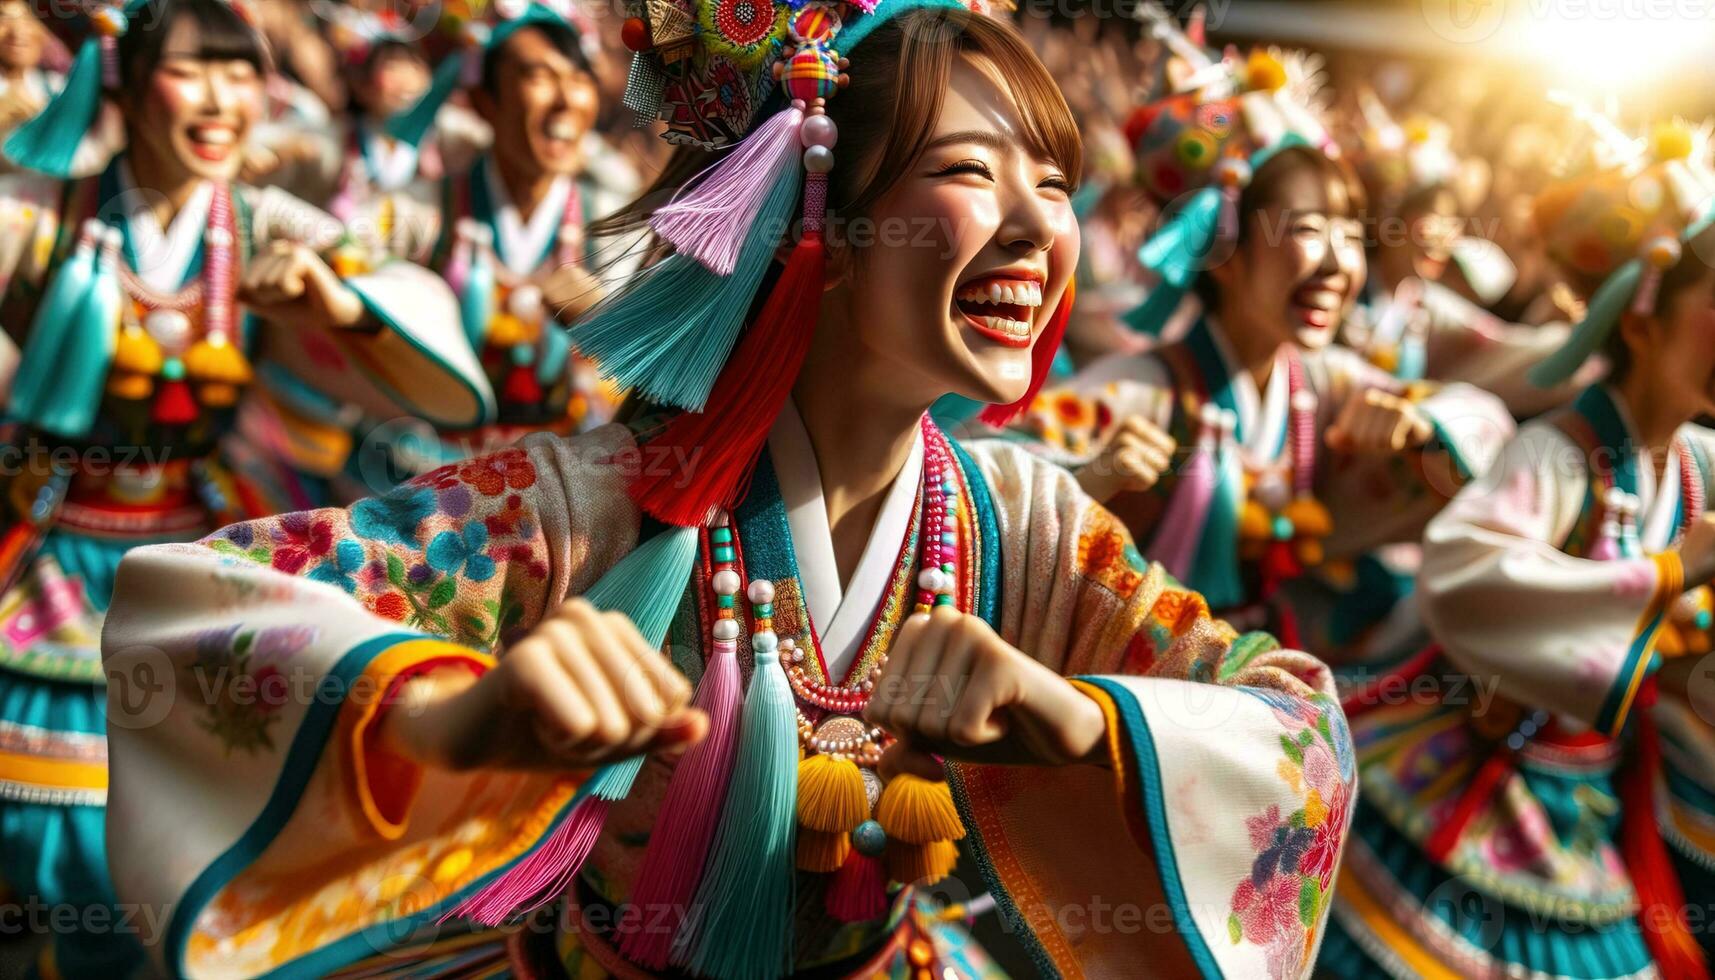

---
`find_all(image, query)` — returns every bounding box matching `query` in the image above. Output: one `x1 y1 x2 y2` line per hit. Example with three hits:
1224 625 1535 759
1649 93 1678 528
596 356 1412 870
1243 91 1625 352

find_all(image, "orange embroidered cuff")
343 639 494 840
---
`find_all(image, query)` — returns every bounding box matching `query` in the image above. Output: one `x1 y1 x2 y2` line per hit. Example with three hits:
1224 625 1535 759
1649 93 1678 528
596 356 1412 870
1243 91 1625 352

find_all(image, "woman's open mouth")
186 123 238 163
956 277 1043 349
1290 282 1344 331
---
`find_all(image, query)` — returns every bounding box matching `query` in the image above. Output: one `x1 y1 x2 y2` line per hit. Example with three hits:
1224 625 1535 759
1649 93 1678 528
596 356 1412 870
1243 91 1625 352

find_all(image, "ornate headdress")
1528 114 1715 387
1118 10 1333 333
1349 90 1465 209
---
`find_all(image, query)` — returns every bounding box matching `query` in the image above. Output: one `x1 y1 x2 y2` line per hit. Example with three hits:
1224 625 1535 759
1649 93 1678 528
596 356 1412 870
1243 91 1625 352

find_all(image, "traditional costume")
1322 118 1715 979
100 0 1356 976
0 3 491 974
1004 49 1512 659
1341 96 1582 419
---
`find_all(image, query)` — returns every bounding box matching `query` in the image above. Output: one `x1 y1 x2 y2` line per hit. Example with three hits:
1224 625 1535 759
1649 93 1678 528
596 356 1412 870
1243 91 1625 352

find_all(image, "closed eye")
932 160 996 180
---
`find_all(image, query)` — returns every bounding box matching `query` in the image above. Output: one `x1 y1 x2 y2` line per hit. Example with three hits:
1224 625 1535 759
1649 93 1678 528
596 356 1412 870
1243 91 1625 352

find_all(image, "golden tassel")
798 754 869 833
884 839 959 886
1238 499 1273 541
1283 495 1333 538
876 774 964 844
184 335 253 408
796 827 852 873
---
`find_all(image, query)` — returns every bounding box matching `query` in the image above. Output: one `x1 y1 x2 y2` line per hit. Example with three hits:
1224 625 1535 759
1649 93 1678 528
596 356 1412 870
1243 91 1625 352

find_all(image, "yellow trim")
1606 551 1683 736
0 749 107 791
1668 798 1715 856
1070 679 1128 779
1334 868 1462 980
344 640 495 840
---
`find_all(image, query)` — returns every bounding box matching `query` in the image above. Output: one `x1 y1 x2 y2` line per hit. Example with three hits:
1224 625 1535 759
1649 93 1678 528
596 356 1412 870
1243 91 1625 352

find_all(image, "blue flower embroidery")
427 523 496 582
351 487 435 547
307 539 365 593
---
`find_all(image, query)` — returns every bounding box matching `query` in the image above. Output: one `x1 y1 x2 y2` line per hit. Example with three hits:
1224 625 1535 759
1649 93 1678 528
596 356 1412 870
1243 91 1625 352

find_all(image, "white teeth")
190 126 234 145
546 119 576 140
956 279 1045 307
976 314 1031 338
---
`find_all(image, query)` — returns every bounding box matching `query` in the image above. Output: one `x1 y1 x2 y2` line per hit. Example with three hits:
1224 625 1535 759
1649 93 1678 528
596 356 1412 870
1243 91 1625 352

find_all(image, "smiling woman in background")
0 0 487 974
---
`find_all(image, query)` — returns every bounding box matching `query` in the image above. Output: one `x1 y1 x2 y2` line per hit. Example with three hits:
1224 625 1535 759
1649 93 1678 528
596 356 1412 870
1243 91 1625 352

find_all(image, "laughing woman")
1322 123 1715 979
100 4 1353 977
0 0 487 974
1007 64 1510 657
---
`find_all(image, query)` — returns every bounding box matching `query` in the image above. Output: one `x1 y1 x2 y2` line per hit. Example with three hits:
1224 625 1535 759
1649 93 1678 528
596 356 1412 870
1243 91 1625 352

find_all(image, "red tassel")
629 230 825 527
979 278 1075 426
1424 749 1512 863
503 364 543 405
1259 539 1303 594
1619 695 1709 980
825 848 887 923
152 379 199 426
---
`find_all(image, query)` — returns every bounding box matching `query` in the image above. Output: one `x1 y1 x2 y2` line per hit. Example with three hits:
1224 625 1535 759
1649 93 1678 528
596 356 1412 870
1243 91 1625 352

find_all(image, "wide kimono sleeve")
1306 344 1514 559
953 440 1356 980
240 184 495 430
100 425 641 977
1418 282 1584 418
1418 421 1680 737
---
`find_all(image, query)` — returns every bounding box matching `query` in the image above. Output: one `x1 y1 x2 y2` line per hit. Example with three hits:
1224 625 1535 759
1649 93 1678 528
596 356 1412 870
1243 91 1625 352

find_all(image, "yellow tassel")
1239 500 1273 541
796 827 851 873
1283 496 1333 538
185 336 253 408
797 754 869 833
1658 623 1686 657
112 325 163 376
486 311 538 347
885 839 959 886
106 373 153 400
876 774 964 845
1294 538 1325 568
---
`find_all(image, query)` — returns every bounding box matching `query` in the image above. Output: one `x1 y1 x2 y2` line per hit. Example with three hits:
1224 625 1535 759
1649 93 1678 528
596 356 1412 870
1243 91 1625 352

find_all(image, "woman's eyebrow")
924 130 1008 152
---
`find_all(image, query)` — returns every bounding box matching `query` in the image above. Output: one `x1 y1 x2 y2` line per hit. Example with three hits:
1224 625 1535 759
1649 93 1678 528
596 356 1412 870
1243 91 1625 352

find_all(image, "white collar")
362 123 419 192
1609 390 1684 553
767 401 924 682
484 157 572 277
1206 317 1290 461
117 161 213 293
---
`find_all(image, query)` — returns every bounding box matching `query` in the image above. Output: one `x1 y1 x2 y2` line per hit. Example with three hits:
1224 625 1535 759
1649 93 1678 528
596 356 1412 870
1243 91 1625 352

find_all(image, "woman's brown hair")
591 9 1081 255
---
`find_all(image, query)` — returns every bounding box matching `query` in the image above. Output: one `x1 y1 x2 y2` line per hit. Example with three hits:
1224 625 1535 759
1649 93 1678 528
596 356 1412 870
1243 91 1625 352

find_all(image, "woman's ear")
818 235 852 292
1617 307 1654 357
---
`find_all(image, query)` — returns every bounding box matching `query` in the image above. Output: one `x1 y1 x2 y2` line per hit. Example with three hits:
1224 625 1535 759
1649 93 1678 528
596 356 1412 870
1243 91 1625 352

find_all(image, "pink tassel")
649 106 805 276
443 795 606 926
1146 404 1221 582
444 224 473 297
1633 266 1663 316
825 850 887 922
616 639 743 969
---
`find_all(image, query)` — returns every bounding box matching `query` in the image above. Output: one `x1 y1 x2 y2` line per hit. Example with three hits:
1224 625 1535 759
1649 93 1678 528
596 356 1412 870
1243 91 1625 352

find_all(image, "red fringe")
979 279 1075 427
1620 692 1709 980
152 379 199 426
825 849 887 923
629 230 825 527
503 364 544 406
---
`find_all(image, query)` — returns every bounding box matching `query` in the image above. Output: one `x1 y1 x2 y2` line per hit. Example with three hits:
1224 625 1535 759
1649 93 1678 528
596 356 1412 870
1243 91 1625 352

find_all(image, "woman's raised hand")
1076 415 1177 503
381 598 707 772
1325 387 1434 454
864 607 1108 780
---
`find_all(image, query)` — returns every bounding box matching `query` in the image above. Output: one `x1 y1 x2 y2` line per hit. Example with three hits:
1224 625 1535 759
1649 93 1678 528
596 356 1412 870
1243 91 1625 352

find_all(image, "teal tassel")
573 164 802 412
3 38 101 178
674 646 797 979
461 248 495 350
1139 184 1223 289
386 50 466 148
1189 447 1245 609
1528 258 1639 389
536 320 572 385
1396 335 1427 382
1122 281 1187 336
582 524 699 649
570 524 700 804
10 222 119 438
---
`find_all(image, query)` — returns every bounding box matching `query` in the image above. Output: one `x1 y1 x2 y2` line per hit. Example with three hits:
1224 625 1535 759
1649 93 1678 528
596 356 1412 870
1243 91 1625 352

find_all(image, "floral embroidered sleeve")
953 439 1355 980
99 425 642 977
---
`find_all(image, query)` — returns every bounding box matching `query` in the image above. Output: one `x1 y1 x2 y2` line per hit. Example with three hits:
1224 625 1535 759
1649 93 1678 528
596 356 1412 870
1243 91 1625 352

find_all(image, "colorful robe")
1323 384 1715 978
1005 316 1511 659
101 417 1357 979
0 157 489 977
